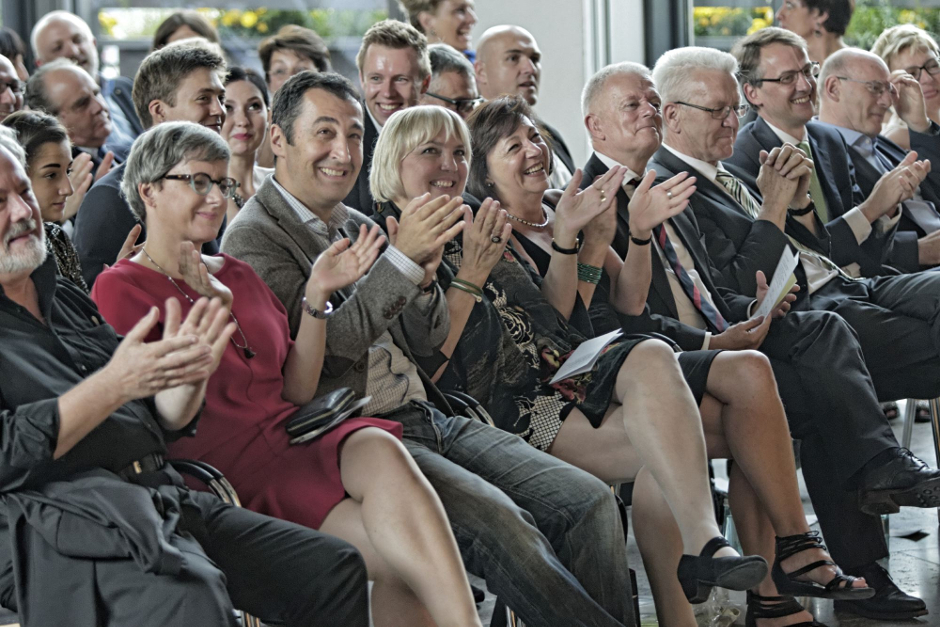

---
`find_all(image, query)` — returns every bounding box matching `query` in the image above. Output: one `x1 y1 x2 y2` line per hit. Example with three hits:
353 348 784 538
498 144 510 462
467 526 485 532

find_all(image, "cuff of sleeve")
384 245 425 285
701 332 711 351
877 205 903 231
844 207 874 244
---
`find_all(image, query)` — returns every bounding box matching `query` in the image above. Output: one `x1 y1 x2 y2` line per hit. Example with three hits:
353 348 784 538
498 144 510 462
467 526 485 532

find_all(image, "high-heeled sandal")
677 537 768 604
746 591 827 627
771 531 875 600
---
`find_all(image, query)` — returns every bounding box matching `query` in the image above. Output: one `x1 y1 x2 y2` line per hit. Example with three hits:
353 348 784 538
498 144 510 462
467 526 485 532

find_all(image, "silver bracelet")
301 296 333 319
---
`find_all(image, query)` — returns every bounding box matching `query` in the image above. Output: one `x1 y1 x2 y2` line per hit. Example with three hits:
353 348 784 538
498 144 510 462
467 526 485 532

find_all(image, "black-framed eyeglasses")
905 58 940 81
160 173 239 199
754 62 820 85
674 101 750 120
0 80 24 95
835 76 897 97
425 91 483 115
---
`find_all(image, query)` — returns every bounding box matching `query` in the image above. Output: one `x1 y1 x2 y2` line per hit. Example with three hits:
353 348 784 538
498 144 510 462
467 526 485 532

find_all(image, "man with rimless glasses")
420 43 482 119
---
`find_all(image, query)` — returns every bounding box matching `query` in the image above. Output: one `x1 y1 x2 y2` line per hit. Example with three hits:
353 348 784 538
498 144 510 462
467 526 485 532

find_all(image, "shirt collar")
815 120 874 157
593 150 646 188
271 176 348 238
366 106 383 134
763 118 805 145
663 144 721 184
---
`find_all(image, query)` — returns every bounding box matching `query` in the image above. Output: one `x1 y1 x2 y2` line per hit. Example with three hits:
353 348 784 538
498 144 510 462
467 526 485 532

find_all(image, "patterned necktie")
715 170 762 218
796 140 830 223
654 223 728 332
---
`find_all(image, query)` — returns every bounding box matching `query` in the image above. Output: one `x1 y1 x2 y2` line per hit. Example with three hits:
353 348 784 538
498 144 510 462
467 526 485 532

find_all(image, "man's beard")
0 218 46 274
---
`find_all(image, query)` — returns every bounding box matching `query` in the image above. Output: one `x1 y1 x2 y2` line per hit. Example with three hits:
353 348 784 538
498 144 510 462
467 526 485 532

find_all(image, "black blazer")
343 113 380 213
649 146 809 303
104 75 144 138
848 126 940 272
727 117 894 276
581 152 754 351
542 121 575 176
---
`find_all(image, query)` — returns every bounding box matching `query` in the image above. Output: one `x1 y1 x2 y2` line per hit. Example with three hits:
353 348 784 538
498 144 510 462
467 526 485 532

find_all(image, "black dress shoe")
857 448 940 515
833 562 927 620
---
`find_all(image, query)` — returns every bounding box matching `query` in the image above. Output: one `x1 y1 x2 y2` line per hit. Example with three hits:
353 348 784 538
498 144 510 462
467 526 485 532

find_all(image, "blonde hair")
871 24 940 70
370 105 471 203
356 20 431 83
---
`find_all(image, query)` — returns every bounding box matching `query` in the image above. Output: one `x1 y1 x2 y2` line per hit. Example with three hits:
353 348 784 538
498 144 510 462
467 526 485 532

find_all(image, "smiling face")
144 159 229 246
268 49 320 94
153 67 226 133
0 148 45 277
397 128 468 205
222 79 268 158
825 55 893 137
891 46 940 109
747 42 816 134
486 115 551 203
360 45 427 127
46 66 112 148
477 29 542 105
271 88 364 214
776 0 819 39
35 17 99 77
424 0 477 50
665 69 740 165
590 72 663 168
27 140 74 223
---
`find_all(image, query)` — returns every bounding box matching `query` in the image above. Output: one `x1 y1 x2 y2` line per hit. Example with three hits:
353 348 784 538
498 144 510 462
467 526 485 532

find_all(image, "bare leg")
550 339 728 555
320 428 481 627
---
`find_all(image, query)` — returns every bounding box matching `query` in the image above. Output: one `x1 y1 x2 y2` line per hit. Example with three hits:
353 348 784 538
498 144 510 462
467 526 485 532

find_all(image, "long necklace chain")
141 248 256 359
504 204 550 228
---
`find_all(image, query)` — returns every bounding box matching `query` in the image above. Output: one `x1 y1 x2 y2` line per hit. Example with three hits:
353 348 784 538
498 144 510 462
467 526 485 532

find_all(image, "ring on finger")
491 235 503 244
667 190 673 199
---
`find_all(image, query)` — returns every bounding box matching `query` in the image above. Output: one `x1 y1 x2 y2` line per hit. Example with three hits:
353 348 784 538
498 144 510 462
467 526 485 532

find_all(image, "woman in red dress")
92 121 482 627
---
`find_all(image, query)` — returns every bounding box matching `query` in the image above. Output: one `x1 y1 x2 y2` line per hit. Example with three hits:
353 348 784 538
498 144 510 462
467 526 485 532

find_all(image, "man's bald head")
474 25 542 105
818 47 895 136
31 11 99 78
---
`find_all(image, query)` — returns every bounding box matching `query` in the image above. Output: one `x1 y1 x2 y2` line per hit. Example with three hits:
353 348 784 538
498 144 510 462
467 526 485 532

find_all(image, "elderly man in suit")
727 27 924 275
579 58 936 620
816 47 940 273
221 69 636 627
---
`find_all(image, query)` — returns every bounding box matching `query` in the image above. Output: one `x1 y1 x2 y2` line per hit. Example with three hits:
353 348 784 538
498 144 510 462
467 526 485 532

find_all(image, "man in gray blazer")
222 70 635 627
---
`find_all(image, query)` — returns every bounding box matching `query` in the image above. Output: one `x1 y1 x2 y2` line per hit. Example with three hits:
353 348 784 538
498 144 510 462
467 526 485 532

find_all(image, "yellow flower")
221 10 241 27
764 7 774 22
699 17 710 27
257 22 269 33
98 12 118 37
240 11 258 29
748 18 769 34
899 9 917 24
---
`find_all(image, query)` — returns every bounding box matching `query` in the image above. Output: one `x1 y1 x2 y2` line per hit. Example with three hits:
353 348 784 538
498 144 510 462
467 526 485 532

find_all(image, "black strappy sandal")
677 537 768 604
746 591 828 627
771 532 875 600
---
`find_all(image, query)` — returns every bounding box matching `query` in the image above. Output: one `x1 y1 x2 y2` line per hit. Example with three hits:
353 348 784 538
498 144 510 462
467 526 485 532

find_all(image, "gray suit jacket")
221 175 450 399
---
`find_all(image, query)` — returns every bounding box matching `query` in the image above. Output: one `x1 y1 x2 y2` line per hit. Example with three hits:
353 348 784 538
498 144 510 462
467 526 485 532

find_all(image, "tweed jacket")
221 175 450 399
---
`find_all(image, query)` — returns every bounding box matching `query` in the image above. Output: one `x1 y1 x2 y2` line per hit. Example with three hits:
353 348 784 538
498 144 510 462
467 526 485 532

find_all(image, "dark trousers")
758 310 898 570
99 489 368 627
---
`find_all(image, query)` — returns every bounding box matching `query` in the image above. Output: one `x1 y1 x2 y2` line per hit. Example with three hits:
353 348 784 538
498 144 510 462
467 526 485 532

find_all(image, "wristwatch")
301 296 334 319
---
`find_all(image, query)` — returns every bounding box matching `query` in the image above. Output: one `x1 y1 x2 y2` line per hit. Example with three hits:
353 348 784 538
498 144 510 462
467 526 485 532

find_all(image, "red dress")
91 254 402 529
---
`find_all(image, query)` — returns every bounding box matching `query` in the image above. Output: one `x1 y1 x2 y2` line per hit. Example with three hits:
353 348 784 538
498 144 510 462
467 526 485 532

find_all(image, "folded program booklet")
752 248 799 320
549 330 623 385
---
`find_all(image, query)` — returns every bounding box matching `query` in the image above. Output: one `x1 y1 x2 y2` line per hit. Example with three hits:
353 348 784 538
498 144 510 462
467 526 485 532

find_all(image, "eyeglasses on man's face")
754 62 820 86
425 91 483 115
835 76 898 98
674 101 750 120
161 172 239 199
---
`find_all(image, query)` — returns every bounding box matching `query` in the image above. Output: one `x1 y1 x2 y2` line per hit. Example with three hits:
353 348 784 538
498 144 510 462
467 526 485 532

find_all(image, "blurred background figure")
221 66 272 223
420 43 481 119
776 0 855 64
398 0 478 61
152 10 221 50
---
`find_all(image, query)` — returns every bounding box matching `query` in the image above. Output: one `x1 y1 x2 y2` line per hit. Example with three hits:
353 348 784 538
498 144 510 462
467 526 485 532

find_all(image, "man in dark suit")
31 11 143 147
344 20 431 213
582 57 938 619
474 25 576 186
816 47 940 273
727 27 918 276
72 40 226 287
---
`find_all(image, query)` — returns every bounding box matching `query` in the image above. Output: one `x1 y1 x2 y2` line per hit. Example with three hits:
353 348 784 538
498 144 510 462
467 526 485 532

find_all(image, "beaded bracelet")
449 278 483 302
577 263 603 284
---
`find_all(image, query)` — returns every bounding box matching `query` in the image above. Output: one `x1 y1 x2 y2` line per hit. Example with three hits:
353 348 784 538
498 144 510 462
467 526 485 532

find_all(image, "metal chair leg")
902 398 917 450
928 398 940 525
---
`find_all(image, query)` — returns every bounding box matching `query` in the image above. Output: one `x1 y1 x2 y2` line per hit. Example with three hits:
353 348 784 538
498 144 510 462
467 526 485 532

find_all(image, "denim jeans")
382 401 634 627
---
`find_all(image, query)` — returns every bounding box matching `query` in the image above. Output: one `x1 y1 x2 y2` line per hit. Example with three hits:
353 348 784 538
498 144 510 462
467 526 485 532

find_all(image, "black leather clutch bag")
286 388 371 445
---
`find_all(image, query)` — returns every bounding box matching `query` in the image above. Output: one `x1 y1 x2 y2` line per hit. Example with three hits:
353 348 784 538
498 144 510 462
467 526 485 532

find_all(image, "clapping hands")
306 224 386 301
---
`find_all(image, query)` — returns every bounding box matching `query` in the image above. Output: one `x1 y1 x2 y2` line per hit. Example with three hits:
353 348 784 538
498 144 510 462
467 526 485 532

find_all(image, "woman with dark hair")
221 66 272 222
0 27 29 81
91 121 483 627
152 11 221 50
2 110 89 290
776 0 855 64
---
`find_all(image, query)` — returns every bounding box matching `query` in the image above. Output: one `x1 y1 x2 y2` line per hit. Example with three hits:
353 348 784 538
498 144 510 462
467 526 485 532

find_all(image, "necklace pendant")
244 347 256 359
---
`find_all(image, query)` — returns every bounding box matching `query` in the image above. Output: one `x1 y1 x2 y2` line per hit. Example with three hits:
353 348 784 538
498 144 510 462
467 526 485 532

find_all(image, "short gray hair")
428 43 474 81
122 121 230 222
652 46 739 104
582 61 651 118
26 58 77 115
0 125 26 167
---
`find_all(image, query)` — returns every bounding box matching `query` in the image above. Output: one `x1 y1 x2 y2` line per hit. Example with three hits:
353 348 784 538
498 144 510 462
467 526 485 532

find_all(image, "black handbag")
285 388 372 445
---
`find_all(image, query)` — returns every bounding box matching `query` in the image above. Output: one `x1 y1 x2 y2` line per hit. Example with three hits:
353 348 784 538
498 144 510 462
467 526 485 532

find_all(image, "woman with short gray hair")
94 121 483 627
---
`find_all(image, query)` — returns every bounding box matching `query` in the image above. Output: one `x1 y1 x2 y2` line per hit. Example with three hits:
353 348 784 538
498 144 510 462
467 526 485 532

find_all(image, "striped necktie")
715 170 762 218
654 223 728 332
796 140 830 223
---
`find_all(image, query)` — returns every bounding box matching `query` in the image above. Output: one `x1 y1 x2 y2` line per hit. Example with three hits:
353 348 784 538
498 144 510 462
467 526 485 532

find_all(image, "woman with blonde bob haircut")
872 24 940 149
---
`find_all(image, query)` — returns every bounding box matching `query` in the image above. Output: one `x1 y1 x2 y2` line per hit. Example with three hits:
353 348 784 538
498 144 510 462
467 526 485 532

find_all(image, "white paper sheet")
752 248 799 320
550 330 623 384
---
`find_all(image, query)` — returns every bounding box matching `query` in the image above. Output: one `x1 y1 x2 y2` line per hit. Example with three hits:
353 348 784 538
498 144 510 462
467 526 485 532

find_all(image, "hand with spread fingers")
164 295 236 375
307 224 386 301
387 193 466 265
458 198 512 286
628 170 697 240
554 166 627 248
178 241 233 310
113 224 144 265
890 69 931 133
